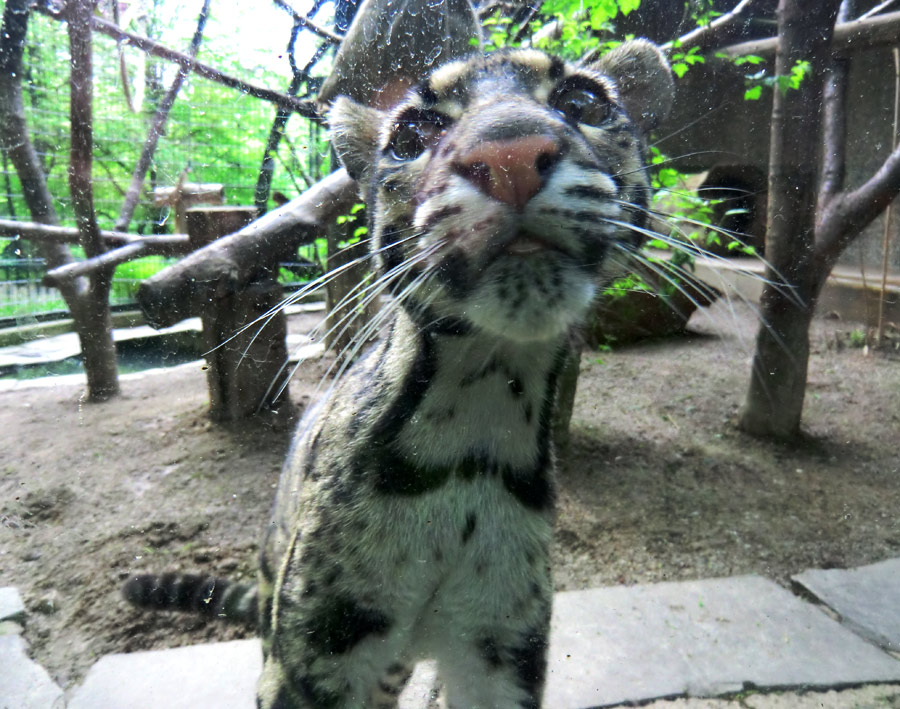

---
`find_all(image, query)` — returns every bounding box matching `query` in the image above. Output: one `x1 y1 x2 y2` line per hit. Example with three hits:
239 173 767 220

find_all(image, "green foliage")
3 12 329 235
668 44 706 79
739 58 811 101
601 272 651 299
528 0 640 61
110 256 178 302
690 0 722 28
847 329 867 348
481 16 516 52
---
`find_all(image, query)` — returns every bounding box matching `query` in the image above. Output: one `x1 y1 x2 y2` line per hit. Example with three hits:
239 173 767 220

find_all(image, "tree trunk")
115 0 211 232
738 0 841 438
67 0 120 401
739 279 818 437
0 0 73 272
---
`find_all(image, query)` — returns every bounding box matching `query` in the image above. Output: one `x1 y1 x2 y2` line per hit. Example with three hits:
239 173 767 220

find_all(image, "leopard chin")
462 256 597 342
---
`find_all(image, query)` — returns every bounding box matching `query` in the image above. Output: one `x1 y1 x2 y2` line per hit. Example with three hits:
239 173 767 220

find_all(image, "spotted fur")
125 41 673 708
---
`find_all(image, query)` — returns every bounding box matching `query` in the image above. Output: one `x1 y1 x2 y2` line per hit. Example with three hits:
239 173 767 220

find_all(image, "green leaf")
672 62 689 78
657 167 679 188
734 54 764 66
744 85 762 101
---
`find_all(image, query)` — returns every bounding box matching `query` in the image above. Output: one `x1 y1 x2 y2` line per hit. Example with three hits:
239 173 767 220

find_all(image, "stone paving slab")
642 684 900 708
0 587 25 624
0 634 64 709
67 639 262 709
66 639 437 709
544 575 900 708
792 558 900 653
66 575 900 708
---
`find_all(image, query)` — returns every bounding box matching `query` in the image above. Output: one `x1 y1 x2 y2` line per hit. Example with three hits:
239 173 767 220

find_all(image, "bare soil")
1 302 899 689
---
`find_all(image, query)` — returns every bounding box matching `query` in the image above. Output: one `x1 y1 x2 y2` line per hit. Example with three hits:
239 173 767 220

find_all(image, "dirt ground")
1 301 899 689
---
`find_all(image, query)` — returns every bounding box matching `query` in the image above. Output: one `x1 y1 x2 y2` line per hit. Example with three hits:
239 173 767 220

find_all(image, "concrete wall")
657 45 900 272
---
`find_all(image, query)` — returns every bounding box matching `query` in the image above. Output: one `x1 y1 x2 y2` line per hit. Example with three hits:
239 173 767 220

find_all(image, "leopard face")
330 41 673 343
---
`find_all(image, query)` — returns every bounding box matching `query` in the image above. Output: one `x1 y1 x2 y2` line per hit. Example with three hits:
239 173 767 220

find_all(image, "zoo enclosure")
0 4 331 322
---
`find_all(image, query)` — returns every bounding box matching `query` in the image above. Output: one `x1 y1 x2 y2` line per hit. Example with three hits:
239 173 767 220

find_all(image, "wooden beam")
0 218 190 248
43 241 149 286
137 168 357 329
721 9 900 57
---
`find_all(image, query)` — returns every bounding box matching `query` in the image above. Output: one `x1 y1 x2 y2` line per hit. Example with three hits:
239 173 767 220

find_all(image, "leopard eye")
388 117 443 161
549 81 611 127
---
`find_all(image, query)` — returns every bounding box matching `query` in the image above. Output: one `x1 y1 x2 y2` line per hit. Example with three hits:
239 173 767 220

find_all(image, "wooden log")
137 168 357 329
152 183 225 207
202 278 290 421
153 182 227 236
0 217 190 247
185 206 258 249
183 204 290 421
43 241 148 286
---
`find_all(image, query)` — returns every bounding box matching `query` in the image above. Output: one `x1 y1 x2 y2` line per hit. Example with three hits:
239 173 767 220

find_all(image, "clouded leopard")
125 40 673 708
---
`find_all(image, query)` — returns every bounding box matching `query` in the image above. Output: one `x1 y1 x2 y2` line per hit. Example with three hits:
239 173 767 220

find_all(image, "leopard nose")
452 135 561 210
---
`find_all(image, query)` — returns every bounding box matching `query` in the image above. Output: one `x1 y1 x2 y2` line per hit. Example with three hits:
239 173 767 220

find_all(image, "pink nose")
453 135 561 210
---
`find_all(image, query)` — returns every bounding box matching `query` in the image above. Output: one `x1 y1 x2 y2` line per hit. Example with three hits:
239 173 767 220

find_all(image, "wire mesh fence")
1 6 331 324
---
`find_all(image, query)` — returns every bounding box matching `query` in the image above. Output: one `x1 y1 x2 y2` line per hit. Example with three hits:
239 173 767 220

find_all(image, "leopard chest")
267 312 564 601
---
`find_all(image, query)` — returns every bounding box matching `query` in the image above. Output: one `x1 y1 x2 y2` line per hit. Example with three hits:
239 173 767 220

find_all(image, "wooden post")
323 210 376 360
186 206 291 421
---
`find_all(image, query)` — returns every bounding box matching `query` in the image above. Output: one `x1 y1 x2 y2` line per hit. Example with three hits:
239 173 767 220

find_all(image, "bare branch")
720 9 900 57
817 141 900 266
816 1 900 269
115 0 211 232
0 217 190 248
511 1 544 45
36 5 319 119
254 19 329 212
44 242 149 286
818 0 855 205
273 0 342 43
668 0 757 54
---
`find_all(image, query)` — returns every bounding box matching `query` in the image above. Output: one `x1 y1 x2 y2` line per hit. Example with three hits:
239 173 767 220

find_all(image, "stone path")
4 560 899 708
793 558 900 654
0 588 64 709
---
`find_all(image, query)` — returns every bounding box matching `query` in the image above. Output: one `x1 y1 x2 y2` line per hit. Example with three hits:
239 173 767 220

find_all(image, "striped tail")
122 573 258 628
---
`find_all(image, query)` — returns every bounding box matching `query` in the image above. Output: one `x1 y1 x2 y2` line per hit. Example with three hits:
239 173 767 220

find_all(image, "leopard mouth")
500 232 572 258
504 234 547 255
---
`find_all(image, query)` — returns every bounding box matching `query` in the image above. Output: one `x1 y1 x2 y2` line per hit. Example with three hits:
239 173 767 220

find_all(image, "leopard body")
125 41 673 709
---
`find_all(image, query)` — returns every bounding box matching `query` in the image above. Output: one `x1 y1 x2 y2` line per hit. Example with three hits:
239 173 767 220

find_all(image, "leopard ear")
329 96 386 183
588 39 673 134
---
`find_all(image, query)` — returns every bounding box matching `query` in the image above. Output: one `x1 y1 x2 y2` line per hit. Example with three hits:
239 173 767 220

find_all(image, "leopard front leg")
256 596 415 709
257 523 419 709
420 514 554 709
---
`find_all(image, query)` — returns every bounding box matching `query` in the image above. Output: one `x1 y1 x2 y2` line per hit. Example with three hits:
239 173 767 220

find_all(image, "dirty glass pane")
1 0 898 706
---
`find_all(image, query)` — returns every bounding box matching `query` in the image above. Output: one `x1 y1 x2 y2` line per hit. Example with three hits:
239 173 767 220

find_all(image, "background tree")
0 0 120 400
739 0 900 438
